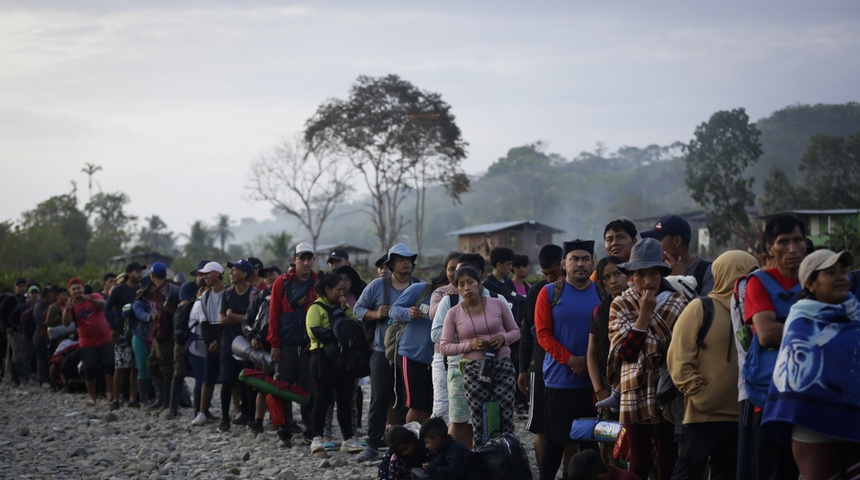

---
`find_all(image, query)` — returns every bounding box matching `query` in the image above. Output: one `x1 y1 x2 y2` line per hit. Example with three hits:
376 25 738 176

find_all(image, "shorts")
80 342 115 379
543 386 596 443
526 371 546 434
396 355 433 412
114 338 134 370
447 363 471 424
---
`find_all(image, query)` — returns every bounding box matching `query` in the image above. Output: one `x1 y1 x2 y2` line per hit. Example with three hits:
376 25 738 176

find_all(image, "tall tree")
305 74 468 251
247 135 351 249
214 214 234 254
263 231 293 269
684 108 762 246
183 220 217 261
85 192 137 262
21 192 91 266
138 215 176 253
800 132 860 208
758 167 811 215
483 142 559 221
81 163 102 201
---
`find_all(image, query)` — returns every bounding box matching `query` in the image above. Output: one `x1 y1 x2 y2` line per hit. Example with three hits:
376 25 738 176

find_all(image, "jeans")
131 336 151 380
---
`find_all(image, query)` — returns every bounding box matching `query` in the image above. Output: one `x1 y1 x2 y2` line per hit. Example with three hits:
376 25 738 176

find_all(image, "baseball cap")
190 259 210 276
227 259 255 277
28 285 40 294
640 214 692 242
247 257 264 271
197 262 224 274
148 261 168 278
294 242 314 256
259 265 282 276
125 262 147 273
799 249 854 286
374 254 388 268
327 247 349 263
15 277 27 286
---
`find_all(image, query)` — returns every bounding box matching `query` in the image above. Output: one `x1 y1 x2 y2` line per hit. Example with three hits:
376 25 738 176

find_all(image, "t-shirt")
535 281 602 389
221 286 251 338
743 267 799 325
71 297 111 348
200 289 225 325
105 283 138 331
438 296 521 361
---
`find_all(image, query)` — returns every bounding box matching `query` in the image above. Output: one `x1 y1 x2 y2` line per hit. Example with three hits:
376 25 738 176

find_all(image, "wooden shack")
448 220 565 264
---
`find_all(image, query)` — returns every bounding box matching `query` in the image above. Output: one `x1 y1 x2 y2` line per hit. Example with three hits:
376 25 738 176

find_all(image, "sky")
2 0 858 239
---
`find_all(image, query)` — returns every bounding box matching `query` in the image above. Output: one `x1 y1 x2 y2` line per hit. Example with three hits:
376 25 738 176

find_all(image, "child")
568 449 639 480
378 425 430 480
420 417 479 480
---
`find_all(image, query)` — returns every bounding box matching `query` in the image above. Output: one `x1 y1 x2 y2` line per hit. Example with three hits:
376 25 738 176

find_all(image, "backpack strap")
550 277 565 307
414 283 434 308
697 297 714 350
382 276 391 309
693 259 711 294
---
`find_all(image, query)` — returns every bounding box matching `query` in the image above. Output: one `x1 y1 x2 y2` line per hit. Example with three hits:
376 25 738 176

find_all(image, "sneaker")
302 430 314 445
232 412 248 426
128 400 141 409
341 437 366 453
278 436 293 448
356 447 379 463
250 422 264 434
110 400 120 411
85 398 97 407
311 436 325 454
42 382 52 390
191 413 207 426
204 410 218 422
218 421 231 433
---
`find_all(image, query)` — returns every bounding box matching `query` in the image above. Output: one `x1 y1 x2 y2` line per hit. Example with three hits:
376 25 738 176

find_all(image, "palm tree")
81 163 103 201
264 231 293 268
214 214 234 254
139 215 175 253
183 220 216 260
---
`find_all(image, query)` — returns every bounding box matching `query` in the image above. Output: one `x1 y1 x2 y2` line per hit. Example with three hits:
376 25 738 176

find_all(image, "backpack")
692 259 712 294
362 275 419 348
740 270 801 408
384 283 434 364
315 301 371 378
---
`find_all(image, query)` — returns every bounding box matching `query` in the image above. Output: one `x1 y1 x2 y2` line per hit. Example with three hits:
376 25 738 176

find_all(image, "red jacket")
267 270 317 348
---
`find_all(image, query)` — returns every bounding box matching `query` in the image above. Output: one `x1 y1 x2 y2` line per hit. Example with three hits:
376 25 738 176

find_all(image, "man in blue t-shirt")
534 239 602 480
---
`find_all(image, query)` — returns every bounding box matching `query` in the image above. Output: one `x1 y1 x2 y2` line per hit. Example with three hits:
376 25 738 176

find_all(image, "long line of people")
3 212 859 480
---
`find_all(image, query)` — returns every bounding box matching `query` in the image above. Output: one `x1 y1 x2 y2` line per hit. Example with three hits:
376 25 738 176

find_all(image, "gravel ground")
0 380 542 479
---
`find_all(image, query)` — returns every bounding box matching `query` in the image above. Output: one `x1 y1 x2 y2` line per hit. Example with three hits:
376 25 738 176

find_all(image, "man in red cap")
62 277 114 405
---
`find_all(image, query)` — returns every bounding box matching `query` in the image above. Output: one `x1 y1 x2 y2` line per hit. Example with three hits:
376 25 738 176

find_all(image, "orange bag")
266 394 286 427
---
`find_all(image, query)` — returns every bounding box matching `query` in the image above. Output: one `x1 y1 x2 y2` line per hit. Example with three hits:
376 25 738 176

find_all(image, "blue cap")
149 262 168 278
227 259 254 277
190 259 210 276
179 281 197 303
640 214 692 242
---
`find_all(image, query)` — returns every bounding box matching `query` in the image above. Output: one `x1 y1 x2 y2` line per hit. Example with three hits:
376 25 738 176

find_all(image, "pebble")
0 381 542 478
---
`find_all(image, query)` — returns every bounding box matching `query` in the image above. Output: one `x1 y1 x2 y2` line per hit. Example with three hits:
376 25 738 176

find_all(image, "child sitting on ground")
568 449 639 480
378 424 430 480
419 417 479 480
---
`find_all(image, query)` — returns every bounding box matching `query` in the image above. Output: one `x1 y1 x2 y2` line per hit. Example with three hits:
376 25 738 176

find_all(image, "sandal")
323 441 337 452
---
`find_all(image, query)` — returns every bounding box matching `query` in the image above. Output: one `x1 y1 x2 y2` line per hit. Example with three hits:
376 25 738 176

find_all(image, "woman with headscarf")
607 238 688 480
762 250 860 480
667 251 759 480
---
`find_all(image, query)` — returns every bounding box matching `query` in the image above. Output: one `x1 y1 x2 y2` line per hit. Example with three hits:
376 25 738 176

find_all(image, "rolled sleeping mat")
231 336 275 373
48 322 77 341
238 368 309 405
570 418 622 443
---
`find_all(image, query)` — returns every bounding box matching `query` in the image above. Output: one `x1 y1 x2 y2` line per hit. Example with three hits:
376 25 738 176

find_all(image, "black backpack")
316 301 372 378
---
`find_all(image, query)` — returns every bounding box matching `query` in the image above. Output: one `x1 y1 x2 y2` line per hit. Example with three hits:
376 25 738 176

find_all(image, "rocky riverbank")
0 381 542 479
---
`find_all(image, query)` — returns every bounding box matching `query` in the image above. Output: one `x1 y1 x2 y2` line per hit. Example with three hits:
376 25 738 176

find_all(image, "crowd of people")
2 212 859 480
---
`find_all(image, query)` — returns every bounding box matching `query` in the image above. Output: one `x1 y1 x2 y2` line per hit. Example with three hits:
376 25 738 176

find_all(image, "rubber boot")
138 379 151 409
166 381 182 418
147 375 166 410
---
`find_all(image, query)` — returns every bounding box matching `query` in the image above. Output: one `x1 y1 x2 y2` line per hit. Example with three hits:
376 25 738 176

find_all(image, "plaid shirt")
608 287 687 425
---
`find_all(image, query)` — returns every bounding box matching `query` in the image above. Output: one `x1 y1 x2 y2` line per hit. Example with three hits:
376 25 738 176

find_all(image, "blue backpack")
741 270 801 408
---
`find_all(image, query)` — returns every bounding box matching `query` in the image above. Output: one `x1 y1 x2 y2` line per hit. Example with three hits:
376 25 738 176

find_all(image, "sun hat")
616 238 671 276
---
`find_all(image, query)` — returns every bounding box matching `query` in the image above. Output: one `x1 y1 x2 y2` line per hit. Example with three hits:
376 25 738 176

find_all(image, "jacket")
267 270 317 348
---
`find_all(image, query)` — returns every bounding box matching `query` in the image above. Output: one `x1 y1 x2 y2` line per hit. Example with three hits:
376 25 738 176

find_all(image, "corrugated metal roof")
447 220 564 236
765 209 860 216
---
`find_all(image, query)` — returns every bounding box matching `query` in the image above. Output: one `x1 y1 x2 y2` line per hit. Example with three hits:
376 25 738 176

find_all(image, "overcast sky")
2 1 858 237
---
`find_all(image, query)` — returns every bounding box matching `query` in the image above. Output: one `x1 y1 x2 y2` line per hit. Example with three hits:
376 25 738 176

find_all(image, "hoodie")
667 250 758 424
